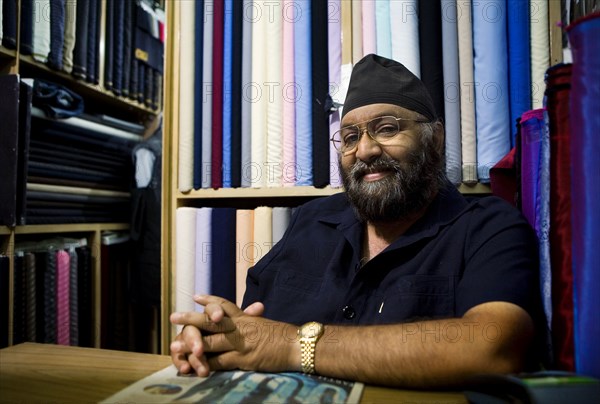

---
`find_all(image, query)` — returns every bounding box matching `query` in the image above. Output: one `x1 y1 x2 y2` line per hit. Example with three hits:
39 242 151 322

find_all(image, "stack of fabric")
15 0 164 110
176 0 552 191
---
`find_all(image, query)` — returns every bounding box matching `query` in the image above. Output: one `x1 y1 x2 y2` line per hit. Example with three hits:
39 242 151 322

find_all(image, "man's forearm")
310 302 534 388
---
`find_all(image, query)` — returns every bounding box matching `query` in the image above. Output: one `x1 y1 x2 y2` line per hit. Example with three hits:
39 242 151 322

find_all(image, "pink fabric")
282 0 296 186
361 0 377 55
56 250 70 345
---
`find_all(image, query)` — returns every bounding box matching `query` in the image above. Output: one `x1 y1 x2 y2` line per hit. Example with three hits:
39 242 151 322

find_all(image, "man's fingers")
243 302 265 316
170 312 237 333
194 295 243 318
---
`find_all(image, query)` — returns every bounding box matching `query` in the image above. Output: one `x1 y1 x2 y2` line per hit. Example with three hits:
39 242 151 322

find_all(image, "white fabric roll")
178 0 195 192
201 0 214 188
175 208 197 329
33 0 51 63
390 0 420 78
194 208 212 312
250 0 268 188
530 0 549 109
266 1 284 187
456 0 477 183
241 0 253 187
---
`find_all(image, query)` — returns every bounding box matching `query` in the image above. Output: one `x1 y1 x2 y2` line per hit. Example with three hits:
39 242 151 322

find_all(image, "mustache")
349 156 403 180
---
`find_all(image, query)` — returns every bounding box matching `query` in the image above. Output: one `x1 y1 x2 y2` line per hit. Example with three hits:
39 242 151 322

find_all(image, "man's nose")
354 129 383 162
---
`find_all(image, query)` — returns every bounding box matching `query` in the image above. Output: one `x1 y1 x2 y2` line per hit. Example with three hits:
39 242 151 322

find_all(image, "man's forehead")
341 103 421 125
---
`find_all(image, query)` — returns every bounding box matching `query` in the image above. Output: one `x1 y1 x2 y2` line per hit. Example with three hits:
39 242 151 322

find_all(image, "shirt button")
342 305 356 320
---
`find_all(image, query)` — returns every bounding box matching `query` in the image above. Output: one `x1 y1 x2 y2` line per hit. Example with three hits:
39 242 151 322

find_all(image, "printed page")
101 365 364 403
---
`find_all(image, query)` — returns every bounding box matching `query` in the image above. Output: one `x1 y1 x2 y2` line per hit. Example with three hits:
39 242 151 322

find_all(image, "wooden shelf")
457 183 492 194
178 186 343 199
18 55 157 120
14 223 129 235
177 183 491 199
0 46 17 59
0 226 12 236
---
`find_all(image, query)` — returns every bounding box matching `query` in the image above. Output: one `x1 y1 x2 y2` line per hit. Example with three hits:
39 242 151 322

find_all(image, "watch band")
298 322 324 374
300 338 317 374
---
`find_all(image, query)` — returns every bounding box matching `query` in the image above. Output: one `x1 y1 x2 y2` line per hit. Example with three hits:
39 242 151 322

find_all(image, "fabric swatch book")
101 365 363 403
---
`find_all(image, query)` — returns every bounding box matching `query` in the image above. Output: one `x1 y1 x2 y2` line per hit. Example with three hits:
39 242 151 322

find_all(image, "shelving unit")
0 0 162 349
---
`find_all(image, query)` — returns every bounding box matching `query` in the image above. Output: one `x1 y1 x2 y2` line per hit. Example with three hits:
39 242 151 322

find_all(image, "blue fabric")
567 14 600 378
375 0 392 59
210 208 236 302
539 110 552 329
48 0 66 71
222 0 233 188
32 79 84 119
73 0 90 79
2 0 18 49
20 0 34 55
294 0 313 186
507 0 532 148
472 0 511 182
193 0 204 190
86 0 100 84
519 110 543 232
104 0 114 90
122 0 133 96
112 0 125 95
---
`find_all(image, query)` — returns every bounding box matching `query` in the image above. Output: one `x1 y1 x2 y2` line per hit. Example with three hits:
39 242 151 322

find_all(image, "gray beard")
341 147 445 223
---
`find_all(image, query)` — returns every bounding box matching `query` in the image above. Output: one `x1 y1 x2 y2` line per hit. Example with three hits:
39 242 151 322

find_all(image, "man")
170 54 546 388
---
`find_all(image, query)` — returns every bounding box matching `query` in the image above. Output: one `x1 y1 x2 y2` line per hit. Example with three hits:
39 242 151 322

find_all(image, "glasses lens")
367 116 400 142
340 126 360 152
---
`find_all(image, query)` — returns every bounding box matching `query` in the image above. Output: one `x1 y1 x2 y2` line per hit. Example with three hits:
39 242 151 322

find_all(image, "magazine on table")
100 365 364 403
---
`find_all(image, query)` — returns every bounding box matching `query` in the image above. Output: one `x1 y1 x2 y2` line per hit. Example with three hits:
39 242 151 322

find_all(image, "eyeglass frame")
330 115 430 155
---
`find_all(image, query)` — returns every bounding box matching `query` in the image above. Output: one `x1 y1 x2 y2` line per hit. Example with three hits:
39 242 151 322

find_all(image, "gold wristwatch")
298 321 324 374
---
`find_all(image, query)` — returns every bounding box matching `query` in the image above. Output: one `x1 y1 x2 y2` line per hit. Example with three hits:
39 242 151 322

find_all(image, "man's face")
339 103 445 223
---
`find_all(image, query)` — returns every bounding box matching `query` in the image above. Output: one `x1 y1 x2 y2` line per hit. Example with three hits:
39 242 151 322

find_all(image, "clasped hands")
170 295 301 377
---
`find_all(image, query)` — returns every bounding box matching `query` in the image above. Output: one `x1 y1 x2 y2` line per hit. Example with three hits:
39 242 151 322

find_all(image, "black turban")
341 54 437 122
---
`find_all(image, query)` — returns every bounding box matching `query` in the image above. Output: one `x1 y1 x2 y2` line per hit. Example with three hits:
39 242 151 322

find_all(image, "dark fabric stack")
24 106 139 224
10 244 93 347
105 0 164 110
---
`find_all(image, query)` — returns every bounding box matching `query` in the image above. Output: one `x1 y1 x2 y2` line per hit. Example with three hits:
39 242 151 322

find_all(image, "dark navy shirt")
242 183 543 329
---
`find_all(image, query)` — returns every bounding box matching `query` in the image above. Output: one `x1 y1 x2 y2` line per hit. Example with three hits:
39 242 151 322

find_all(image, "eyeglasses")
330 115 429 155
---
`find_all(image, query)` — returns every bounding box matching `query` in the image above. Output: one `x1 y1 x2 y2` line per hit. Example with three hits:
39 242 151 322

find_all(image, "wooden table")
0 343 467 403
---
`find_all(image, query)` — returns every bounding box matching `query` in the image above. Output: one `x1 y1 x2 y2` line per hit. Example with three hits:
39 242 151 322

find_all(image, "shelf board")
178 183 492 199
0 226 12 235
178 186 344 199
18 55 157 117
14 223 129 235
457 183 491 194
0 46 17 59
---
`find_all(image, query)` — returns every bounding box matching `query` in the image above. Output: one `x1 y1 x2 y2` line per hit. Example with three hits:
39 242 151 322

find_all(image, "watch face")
300 322 324 338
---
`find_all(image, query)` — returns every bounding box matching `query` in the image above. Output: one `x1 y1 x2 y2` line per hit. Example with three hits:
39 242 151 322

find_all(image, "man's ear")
433 121 445 154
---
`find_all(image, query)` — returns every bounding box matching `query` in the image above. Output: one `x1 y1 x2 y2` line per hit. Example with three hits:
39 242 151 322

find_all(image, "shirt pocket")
379 275 455 322
275 270 323 295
